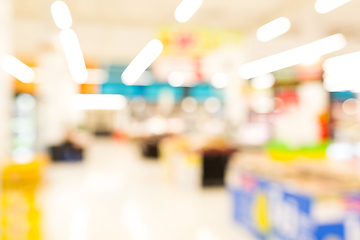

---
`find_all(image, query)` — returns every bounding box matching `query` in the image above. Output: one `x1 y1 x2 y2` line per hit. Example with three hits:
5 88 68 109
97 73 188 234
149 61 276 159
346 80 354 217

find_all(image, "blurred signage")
152 56 202 83
158 27 243 57
273 64 323 84
273 67 296 84
296 63 323 81
14 80 36 94
80 84 99 94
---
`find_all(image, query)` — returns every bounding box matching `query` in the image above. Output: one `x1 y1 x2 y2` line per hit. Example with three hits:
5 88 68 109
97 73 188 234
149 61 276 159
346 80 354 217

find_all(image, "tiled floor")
41 139 255 240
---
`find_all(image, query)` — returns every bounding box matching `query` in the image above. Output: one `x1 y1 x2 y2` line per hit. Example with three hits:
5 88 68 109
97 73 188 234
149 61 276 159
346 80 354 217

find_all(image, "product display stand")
227 152 360 240
202 149 235 187
140 135 170 159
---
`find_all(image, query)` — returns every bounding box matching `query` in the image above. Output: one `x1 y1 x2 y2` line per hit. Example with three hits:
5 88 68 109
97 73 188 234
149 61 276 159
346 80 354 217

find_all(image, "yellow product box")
186 152 202 167
0 158 45 240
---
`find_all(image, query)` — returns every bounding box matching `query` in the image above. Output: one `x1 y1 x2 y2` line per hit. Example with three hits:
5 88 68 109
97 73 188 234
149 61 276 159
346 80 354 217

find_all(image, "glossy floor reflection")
41 139 254 240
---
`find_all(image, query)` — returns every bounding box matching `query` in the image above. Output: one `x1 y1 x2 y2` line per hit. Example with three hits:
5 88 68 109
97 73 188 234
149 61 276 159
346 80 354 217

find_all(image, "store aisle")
40 139 254 240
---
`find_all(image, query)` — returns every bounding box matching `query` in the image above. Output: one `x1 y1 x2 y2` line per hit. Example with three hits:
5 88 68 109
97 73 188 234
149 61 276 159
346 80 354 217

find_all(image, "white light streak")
2 55 36 83
51 1 73 29
239 34 346 79
315 0 351 14
60 29 88 84
122 40 163 85
257 17 291 42
175 0 202 23
323 51 360 92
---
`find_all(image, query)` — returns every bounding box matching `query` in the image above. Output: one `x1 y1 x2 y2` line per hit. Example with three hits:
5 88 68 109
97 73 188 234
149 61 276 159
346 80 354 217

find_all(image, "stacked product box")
1 158 45 240
226 152 360 240
160 134 236 188
160 135 202 189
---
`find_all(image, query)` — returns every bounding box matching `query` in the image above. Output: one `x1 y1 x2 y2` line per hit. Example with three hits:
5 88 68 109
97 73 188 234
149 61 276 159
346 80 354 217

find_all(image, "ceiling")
12 0 360 61
13 0 314 30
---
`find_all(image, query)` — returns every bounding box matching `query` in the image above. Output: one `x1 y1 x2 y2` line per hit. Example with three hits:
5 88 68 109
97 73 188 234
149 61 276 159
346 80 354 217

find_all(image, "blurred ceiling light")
168 71 185 87
181 97 198 113
175 0 202 23
323 51 360 73
60 29 88 84
204 97 221 113
2 55 36 83
239 34 346 79
315 0 351 14
122 39 163 85
323 74 360 92
256 17 291 42
71 94 127 110
251 73 275 89
211 72 229 89
51 1 72 29
342 98 360 115
323 51 360 92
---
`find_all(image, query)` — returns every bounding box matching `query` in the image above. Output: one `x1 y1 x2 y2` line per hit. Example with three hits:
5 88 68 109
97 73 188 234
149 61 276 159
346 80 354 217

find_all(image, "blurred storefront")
2 0 360 239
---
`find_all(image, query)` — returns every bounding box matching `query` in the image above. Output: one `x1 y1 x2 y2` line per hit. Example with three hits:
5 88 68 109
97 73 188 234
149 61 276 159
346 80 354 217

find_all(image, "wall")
13 19 155 64
0 0 12 160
